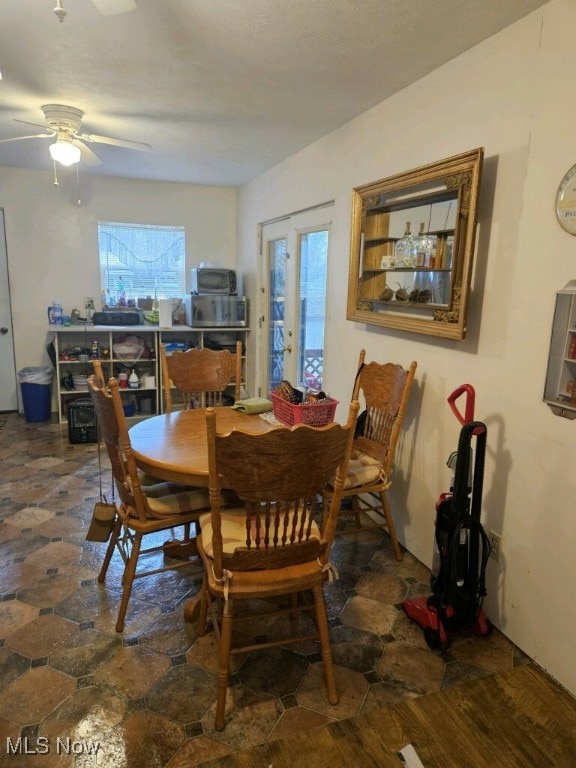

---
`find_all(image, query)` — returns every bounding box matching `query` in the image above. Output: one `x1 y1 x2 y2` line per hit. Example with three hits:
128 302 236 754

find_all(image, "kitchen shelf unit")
50 325 249 424
51 326 158 424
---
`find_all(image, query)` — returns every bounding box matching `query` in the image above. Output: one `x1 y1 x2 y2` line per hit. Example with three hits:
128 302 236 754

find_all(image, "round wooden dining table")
128 407 275 487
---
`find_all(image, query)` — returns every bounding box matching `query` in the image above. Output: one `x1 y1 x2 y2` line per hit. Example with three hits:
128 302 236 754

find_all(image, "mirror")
347 148 484 340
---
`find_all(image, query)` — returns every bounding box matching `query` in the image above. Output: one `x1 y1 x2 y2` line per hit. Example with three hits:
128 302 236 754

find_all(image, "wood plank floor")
202 664 576 767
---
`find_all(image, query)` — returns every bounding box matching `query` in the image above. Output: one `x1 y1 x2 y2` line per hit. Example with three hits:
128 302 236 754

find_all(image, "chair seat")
129 474 212 517
146 487 211 518
344 449 383 488
198 532 329 599
138 471 198 497
198 508 321 558
327 449 383 489
142 480 200 498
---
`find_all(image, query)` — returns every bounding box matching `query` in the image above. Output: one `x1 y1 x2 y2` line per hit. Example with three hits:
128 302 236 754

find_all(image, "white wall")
0 168 237 391
238 0 576 696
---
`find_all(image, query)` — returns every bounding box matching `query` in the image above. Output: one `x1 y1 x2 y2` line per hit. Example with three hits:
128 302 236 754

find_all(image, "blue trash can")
18 366 54 422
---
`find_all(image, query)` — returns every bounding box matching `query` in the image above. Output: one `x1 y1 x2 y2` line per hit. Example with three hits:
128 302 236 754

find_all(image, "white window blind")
98 222 186 304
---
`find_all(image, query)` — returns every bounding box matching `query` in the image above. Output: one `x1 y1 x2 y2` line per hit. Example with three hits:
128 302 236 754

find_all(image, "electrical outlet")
489 530 502 562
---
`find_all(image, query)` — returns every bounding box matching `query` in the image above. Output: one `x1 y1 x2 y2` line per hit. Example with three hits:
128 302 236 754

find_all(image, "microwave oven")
190 268 238 295
185 295 248 327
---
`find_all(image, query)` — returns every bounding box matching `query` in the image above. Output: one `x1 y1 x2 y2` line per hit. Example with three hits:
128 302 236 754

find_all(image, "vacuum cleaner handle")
447 384 475 425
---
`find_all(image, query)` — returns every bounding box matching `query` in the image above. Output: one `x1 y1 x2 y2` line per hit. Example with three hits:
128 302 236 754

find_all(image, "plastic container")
158 298 173 327
128 370 140 388
270 391 338 427
18 366 54 422
123 400 136 417
137 393 154 414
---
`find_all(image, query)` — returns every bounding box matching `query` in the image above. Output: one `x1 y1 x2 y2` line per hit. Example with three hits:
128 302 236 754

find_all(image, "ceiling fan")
53 0 136 22
0 104 152 167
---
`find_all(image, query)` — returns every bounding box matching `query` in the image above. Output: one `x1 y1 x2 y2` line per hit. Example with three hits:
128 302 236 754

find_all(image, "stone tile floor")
0 413 528 767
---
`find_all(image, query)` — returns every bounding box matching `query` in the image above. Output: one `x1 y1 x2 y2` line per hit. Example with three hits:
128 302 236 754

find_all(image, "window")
98 222 186 306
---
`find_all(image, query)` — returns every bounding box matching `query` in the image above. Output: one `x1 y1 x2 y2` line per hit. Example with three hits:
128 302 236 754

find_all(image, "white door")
259 204 332 396
0 209 17 411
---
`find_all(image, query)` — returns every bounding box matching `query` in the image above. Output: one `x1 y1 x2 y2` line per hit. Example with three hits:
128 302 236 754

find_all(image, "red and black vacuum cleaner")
402 384 492 651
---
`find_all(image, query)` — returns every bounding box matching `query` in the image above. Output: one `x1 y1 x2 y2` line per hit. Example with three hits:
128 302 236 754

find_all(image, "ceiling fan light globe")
50 140 81 166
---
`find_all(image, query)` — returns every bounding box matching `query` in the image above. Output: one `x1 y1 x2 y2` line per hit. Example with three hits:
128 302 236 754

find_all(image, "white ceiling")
0 0 549 187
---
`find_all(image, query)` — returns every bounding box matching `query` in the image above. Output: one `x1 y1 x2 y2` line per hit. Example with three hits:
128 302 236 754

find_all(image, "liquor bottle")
91 340 100 359
394 221 414 268
415 222 435 268
428 239 437 269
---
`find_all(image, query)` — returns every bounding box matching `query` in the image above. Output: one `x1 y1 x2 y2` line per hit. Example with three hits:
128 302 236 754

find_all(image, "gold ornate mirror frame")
347 148 484 340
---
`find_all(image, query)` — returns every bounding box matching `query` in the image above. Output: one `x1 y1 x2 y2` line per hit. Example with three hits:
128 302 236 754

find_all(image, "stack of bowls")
72 374 89 391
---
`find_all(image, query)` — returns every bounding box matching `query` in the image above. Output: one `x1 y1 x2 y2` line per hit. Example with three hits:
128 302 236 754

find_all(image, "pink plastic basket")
270 391 338 427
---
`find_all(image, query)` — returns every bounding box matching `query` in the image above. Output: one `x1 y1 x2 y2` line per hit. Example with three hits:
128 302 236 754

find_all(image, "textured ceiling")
0 0 549 187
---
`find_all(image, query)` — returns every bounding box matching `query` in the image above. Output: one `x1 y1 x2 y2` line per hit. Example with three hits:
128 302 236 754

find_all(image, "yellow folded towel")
231 397 273 414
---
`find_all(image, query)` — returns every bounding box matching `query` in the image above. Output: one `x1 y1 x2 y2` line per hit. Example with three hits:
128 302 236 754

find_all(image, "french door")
259 204 332 396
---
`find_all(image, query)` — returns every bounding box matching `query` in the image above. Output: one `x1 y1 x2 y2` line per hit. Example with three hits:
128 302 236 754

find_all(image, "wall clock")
556 164 576 234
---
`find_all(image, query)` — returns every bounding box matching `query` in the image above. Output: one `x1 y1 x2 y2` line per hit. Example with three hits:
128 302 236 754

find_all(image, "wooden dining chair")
92 356 189 489
185 399 359 731
88 373 212 632
321 351 417 561
91 358 105 379
160 341 242 412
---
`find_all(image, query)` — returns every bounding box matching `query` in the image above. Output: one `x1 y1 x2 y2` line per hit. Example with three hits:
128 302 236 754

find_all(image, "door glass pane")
298 230 328 390
268 237 287 391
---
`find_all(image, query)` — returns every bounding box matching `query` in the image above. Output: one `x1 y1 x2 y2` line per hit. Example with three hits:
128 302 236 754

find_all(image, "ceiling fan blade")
79 133 152 152
91 0 136 16
14 118 54 131
75 140 102 166
0 133 53 144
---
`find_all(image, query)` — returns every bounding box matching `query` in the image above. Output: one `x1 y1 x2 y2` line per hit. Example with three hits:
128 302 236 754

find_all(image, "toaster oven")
190 268 238 295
